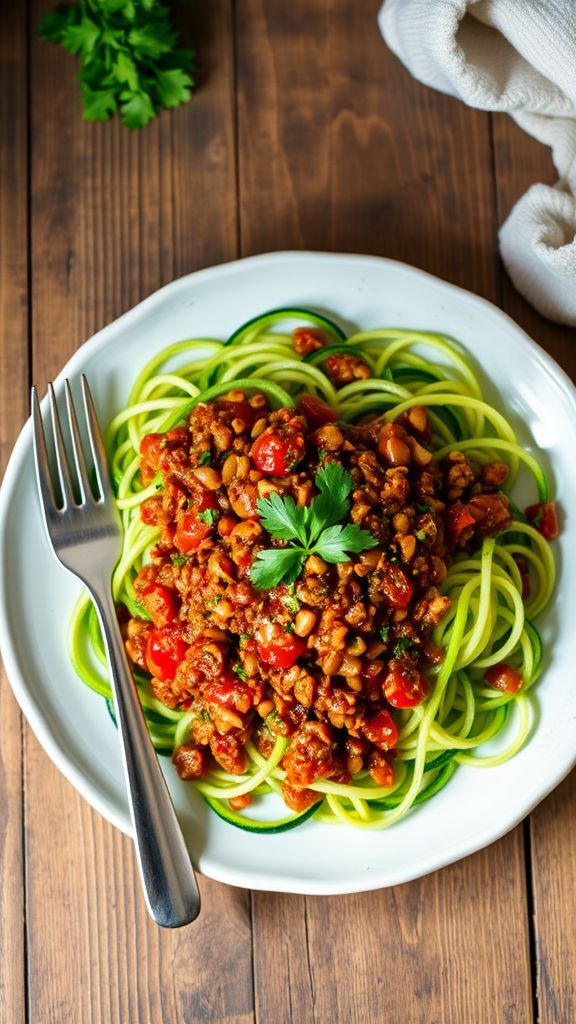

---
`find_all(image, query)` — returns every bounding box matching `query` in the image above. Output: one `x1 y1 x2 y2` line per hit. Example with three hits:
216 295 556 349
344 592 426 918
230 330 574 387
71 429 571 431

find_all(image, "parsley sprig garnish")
250 463 377 589
40 0 195 129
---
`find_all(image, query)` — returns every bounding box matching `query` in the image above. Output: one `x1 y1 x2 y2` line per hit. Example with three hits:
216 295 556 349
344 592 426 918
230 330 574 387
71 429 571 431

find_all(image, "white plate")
1 252 576 895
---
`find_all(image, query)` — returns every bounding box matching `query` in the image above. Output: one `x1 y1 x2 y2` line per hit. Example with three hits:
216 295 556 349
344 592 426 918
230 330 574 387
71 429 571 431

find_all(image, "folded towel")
379 0 576 326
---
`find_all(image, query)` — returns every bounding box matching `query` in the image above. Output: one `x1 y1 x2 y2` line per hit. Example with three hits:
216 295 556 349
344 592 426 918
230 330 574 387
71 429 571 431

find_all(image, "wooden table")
2 2 575 1021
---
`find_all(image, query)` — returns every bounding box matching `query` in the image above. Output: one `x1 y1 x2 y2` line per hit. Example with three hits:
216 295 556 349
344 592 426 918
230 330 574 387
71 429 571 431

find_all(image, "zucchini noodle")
69 307 556 832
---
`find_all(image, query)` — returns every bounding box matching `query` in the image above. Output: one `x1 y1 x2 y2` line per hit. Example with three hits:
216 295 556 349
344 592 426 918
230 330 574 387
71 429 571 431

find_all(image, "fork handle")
91 585 201 928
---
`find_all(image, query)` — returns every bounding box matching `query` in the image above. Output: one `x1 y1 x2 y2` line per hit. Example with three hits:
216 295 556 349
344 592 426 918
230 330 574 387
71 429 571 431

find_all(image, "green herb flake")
232 661 248 682
379 625 390 644
198 508 218 526
283 592 301 615
416 530 427 542
393 637 417 658
198 451 212 466
209 593 223 607
283 621 295 633
171 553 188 567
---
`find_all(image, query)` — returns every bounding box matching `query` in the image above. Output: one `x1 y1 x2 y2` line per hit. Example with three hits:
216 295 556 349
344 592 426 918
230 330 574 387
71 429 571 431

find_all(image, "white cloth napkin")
378 0 576 326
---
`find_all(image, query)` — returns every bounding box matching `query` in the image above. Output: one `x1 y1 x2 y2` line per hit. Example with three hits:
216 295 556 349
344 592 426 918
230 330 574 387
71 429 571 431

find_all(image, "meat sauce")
124 389 514 812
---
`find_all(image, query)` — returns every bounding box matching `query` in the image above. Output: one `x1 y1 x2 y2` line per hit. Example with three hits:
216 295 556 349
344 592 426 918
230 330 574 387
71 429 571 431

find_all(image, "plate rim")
2 249 576 894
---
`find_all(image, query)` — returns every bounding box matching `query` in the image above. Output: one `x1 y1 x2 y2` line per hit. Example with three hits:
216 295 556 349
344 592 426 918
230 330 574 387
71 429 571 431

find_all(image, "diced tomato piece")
362 709 399 750
251 430 305 476
141 584 179 627
366 750 395 787
383 661 429 708
140 498 162 525
292 326 330 355
196 490 219 513
257 629 307 669
467 494 512 538
297 394 339 429
140 428 188 474
484 663 523 693
526 501 559 541
214 399 259 431
361 660 386 700
446 502 476 544
174 512 212 552
139 433 165 469
145 627 188 682
174 492 219 553
381 562 413 609
229 794 251 810
204 673 254 714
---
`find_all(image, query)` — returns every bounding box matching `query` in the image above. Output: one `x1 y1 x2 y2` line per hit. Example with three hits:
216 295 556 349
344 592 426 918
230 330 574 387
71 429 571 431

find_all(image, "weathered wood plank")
0 0 29 1020
254 840 531 1024
236 0 500 300
492 111 576 1024
26 3 251 1021
237 4 532 1021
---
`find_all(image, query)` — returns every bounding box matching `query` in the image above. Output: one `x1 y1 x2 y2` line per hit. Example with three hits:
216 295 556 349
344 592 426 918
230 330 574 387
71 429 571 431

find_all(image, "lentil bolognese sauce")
70 309 558 831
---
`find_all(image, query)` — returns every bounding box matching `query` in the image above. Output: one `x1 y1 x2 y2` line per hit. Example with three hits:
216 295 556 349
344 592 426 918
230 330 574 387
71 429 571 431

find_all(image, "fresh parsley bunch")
250 463 378 590
40 0 195 129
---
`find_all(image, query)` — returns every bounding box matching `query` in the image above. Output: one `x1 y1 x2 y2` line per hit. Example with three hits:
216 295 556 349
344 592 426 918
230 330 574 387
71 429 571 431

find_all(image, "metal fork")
31 376 201 928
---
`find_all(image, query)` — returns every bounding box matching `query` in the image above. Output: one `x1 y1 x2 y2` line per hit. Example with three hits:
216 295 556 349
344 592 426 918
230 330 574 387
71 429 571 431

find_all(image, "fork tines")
31 376 110 512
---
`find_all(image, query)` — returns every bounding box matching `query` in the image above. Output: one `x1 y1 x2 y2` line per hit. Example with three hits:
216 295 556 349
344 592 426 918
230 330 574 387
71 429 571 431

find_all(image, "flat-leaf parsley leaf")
250 463 377 589
39 0 196 129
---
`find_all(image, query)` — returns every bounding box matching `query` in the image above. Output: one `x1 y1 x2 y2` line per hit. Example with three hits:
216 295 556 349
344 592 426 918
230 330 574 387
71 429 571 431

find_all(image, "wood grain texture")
236 0 500 300
7 1 576 1020
254 838 532 1024
237 4 533 1022
492 113 576 1024
25 3 252 1022
0 0 28 1021
30 0 238 386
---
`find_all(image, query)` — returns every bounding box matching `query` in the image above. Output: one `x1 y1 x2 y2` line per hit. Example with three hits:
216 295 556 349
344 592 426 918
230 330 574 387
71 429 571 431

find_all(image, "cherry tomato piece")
526 501 559 541
146 627 188 682
297 394 339 429
174 512 212 553
141 584 179 627
381 563 414 610
446 502 476 544
251 430 305 476
484 663 523 693
257 631 307 669
362 709 399 750
174 492 218 552
383 661 429 708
